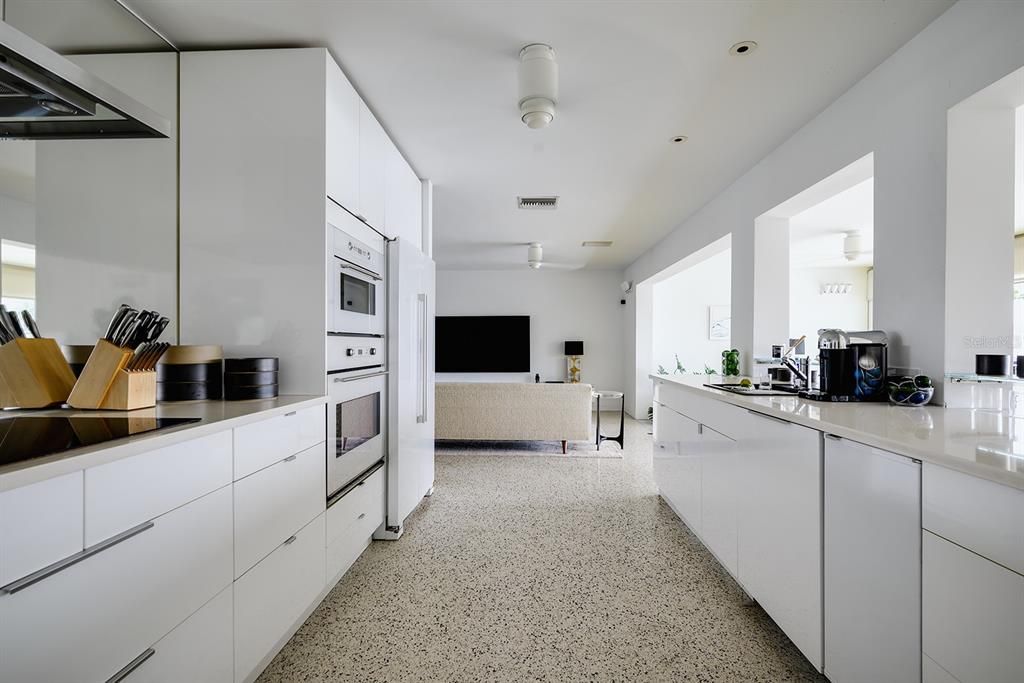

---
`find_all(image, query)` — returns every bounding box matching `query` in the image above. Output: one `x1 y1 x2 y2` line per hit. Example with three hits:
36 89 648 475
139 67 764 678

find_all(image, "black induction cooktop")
0 416 201 468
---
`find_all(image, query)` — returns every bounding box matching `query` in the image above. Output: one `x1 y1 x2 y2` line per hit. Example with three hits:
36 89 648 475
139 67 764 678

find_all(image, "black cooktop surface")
0 416 201 468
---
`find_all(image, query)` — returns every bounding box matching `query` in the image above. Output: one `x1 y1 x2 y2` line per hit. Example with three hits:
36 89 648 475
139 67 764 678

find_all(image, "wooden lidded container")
0 338 77 408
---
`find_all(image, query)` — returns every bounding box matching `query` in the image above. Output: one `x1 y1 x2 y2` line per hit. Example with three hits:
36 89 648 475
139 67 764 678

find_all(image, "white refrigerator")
380 237 435 538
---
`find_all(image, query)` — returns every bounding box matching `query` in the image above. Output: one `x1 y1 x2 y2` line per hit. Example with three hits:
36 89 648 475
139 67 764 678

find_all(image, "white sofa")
435 382 593 453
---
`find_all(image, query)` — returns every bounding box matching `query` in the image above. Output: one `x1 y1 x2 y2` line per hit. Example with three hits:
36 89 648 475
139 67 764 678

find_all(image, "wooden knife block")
0 338 77 408
68 339 157 410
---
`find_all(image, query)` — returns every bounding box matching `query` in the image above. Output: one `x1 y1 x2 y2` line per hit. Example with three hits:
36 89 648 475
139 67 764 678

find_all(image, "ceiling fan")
526 242 583 270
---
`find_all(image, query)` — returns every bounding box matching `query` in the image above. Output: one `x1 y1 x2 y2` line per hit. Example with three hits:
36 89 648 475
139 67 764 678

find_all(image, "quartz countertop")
651 374 1024 491
0 395 327 492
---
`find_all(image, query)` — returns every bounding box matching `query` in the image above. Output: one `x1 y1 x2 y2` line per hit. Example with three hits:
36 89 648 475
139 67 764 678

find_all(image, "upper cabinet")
384 138 423 250
325 57 359 214
356 102 388 230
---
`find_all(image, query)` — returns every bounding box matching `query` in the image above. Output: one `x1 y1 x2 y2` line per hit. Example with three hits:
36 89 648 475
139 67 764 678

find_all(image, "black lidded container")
975 354 1010 377
156 345 223 402
224 357 279 400
818 343 887 401
1017 356 1024 379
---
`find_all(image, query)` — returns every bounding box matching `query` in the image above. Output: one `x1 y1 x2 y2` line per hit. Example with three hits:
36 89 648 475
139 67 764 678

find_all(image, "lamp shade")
564 340 584 356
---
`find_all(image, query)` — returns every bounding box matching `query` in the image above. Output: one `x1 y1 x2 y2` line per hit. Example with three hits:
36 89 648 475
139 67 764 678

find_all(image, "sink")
704 383 801 397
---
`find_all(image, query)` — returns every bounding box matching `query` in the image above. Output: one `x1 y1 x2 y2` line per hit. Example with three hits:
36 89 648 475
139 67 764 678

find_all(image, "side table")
593 390 625 451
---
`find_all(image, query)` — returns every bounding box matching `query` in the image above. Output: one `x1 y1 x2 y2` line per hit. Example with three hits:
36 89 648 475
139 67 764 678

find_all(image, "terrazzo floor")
258 414 826 682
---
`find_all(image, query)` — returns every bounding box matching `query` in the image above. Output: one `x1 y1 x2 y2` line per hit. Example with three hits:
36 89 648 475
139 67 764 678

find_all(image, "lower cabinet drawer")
0 485 233 683
124 586 233 683
923 530 1024 683
326 467 385 581
0 471 83 587
234 513 326 683
234 442 326 578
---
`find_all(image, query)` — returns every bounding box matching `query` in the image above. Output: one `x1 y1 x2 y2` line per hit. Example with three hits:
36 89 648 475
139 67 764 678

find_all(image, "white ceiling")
98 1 948 269
790 178 874 268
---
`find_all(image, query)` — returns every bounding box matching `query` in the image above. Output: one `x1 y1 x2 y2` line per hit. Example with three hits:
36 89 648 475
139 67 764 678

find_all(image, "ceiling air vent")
581 241 613 247
517 196 558 210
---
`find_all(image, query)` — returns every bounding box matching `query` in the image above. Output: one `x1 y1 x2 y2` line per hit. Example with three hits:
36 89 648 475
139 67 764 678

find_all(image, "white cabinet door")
234 442 326 578
234 405 325 480
699 424 738 578
0 471 83 587
384 140 422 246
824 436 920 683
652 401 701 532
0 485 233 683
357 101 386 230
326 466 385 582
325 55 359 212
736 409 822 671
234 513 326 683
923 530 1024 683
126 586 233 683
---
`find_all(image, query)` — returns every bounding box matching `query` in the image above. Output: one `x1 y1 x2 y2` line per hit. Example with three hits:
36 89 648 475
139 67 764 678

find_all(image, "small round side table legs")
594 390 625 451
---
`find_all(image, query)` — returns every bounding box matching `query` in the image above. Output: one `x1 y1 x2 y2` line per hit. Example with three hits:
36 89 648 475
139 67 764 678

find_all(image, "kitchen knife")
148 342 170 370
149 316 170 343
21 311 41 338
104 304 131 342
7 311 25 338
115 313 141 348
130 310 154 347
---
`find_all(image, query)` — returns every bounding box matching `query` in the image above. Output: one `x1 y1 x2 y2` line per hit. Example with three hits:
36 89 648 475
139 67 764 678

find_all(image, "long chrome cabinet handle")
417 292 428 424
745 409 791 426
334 257 383 281
106 648 156 683
334 370 389 383
1 520 155 595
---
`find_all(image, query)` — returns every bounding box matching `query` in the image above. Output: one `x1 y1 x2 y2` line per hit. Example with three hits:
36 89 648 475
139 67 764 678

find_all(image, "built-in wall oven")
327 335 387 504
329 207 385 337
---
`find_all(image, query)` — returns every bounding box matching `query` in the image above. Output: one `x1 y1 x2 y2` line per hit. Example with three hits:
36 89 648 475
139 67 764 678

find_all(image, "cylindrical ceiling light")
527 242 543 268
518 43 558 129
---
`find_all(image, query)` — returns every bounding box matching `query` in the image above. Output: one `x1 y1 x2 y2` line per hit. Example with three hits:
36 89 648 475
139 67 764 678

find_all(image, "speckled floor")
258 415 825 682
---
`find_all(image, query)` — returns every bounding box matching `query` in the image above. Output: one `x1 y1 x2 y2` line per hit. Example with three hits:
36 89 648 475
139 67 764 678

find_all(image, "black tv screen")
435 315 530 373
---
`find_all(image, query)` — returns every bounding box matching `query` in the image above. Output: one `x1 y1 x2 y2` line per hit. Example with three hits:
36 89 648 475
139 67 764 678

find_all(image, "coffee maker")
800 329 888 402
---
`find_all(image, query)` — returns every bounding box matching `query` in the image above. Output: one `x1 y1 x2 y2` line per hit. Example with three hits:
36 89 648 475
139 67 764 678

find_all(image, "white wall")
435 269 624 391
789 266 871 349
624 2 1024 404
652 248 731 375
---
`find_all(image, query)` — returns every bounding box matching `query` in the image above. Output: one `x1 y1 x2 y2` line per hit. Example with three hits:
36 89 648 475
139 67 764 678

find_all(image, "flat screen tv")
435 315 530 373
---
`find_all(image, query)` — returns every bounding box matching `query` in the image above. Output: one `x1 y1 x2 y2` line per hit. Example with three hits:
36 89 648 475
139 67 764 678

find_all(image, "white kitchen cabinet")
824 436 921 683
85 430 232 544
234 442 326 578
325 54 360 212
652 400 702 532
923 655 961 683
735 408 822 671
326 466 385 581
923 462 1024 575
698 423 738 578
0 485 233 683
384 137 422 247
0 471 83 587
233 404 325 479
923 530 1024 683
357 101 387 229
126 586 234 683
235 513 326 683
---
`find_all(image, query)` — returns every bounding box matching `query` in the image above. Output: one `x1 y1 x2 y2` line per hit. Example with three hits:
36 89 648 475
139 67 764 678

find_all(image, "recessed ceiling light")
582 241 613 247
730 41 758 56
670 135 688 144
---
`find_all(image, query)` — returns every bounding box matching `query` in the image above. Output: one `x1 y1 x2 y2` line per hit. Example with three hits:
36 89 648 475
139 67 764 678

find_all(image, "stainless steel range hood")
0 20 171 139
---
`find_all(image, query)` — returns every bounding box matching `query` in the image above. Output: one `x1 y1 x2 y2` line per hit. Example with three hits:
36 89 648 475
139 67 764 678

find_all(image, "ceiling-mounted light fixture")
518 43 558 129
527 242 544 269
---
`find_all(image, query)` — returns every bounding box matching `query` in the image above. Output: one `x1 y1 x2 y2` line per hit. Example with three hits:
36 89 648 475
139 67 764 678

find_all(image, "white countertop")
651 374 1024 491
0 395 327 492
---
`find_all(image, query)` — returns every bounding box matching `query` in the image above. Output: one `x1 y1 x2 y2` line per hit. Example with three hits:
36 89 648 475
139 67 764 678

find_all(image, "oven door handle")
335 257 383 282
333 370 389 383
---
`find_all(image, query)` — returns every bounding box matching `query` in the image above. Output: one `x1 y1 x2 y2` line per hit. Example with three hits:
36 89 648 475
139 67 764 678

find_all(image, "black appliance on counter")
800 329 888 402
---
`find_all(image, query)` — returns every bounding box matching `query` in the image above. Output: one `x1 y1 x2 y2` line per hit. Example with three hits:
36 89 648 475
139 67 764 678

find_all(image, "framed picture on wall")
709 305 731 340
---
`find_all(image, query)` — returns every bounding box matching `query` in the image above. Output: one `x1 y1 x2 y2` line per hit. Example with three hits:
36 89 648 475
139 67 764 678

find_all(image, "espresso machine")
800 329 888 402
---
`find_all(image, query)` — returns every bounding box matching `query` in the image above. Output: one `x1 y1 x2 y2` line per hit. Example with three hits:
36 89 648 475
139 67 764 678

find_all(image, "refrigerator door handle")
417 292 428 424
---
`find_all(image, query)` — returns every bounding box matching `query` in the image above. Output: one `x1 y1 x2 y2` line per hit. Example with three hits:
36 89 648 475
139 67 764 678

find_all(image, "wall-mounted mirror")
0 0 178 347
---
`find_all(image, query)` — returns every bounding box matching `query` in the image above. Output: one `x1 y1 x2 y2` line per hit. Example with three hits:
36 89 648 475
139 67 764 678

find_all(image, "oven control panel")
327 335 384 372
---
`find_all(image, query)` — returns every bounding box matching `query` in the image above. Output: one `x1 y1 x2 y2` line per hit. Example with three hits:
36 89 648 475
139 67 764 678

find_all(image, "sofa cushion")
436 382 592 442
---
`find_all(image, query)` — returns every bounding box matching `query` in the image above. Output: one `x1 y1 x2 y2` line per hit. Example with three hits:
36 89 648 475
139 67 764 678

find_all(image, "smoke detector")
518 44 558 129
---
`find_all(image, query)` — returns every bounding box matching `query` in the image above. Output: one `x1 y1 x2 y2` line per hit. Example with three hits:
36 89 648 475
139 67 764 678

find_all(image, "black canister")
975 354 1010 376
224 357 279 401
1017 356 1024 379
